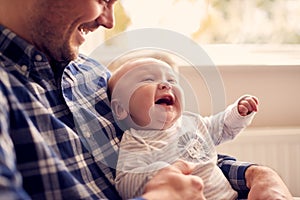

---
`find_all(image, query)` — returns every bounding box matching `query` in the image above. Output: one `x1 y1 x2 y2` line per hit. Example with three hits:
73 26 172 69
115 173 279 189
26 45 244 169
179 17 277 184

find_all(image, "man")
0 0 293 199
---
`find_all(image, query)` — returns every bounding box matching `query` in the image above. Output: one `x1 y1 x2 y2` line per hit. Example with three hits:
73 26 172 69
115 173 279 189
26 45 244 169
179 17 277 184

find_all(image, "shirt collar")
0 25 64 84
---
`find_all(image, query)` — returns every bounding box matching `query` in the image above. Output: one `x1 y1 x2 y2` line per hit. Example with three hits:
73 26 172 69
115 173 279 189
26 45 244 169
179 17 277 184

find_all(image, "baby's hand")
238 96 259 116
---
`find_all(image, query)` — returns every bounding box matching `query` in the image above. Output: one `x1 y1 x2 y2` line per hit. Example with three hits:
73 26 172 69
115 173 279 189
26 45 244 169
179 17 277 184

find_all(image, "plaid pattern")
0 25 250 199
218 154 252 199
0 25 121 199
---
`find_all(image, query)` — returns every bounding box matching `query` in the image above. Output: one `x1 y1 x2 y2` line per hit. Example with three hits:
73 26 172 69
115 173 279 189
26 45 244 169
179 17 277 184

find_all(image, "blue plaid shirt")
0 25 250 199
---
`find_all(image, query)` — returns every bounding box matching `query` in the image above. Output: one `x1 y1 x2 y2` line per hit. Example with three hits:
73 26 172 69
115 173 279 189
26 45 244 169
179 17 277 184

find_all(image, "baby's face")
111 58 184 130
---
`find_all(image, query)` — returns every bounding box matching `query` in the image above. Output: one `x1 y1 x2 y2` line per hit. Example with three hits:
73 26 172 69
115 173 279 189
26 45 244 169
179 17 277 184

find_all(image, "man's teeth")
80 28 89 35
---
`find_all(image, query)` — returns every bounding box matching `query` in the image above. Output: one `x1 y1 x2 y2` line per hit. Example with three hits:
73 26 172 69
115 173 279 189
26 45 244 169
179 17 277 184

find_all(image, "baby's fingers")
238 104 250 116
246 97 259 112
238 96 259 115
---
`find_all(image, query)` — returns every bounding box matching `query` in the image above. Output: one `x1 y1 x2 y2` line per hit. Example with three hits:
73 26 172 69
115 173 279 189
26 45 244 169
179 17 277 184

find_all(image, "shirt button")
21 65 27 72
35 54 43 61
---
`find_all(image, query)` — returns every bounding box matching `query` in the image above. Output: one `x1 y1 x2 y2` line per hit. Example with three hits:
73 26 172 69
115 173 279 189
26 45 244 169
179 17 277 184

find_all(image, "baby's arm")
203 95 259 145
223 95 259 141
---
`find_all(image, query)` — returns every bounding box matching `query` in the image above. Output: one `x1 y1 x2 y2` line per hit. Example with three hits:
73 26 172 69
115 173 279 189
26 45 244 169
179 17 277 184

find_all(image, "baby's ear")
111 99 128 120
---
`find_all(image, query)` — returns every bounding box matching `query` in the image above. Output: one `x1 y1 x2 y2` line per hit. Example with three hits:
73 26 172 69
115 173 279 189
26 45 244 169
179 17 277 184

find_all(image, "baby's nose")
158 81 172 90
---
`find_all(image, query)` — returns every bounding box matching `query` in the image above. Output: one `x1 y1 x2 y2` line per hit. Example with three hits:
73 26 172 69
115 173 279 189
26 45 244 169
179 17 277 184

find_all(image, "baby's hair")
107 49 179 73
107 49 180 100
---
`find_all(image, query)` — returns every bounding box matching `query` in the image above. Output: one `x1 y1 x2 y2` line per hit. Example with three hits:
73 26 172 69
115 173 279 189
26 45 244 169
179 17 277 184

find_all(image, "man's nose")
96 5 115 29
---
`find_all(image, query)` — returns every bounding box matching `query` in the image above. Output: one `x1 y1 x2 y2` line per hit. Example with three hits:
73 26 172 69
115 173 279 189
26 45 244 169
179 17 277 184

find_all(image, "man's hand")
246 165 293 200
142 160 206 200
238 96 259 116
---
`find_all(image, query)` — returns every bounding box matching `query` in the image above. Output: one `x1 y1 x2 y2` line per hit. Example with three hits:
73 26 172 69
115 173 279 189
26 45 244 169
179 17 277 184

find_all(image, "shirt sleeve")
217 154 255 199
0 90 31 200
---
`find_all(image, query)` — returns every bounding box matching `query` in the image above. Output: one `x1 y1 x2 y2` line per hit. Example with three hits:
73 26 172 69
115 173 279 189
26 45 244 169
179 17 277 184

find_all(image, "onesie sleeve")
202 95 256 145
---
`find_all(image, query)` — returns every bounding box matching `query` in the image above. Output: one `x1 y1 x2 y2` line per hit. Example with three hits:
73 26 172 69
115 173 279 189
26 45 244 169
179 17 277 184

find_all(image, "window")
80 0 300 66
106 0 300 44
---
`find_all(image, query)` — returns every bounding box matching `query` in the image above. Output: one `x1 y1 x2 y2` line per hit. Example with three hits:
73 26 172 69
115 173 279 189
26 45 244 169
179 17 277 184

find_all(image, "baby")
108 52 258 200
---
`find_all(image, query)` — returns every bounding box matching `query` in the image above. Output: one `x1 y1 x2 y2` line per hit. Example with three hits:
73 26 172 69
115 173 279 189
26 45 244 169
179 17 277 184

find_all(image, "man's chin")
66 46 80 60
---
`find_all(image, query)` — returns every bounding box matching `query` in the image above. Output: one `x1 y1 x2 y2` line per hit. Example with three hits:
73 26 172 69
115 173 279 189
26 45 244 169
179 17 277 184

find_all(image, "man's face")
28 0 116 62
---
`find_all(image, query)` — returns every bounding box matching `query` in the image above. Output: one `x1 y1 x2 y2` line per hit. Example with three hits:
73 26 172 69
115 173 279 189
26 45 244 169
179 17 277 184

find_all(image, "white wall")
180 65 300 127
179 64 300 196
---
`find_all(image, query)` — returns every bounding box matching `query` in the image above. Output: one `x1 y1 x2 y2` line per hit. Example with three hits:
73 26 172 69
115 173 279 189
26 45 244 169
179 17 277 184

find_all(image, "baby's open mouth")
155 95 174 106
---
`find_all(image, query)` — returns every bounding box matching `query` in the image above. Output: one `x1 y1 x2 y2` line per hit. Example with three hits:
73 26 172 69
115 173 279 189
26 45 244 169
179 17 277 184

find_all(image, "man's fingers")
190 175 205 191
144 161 206 200
171 160 195 175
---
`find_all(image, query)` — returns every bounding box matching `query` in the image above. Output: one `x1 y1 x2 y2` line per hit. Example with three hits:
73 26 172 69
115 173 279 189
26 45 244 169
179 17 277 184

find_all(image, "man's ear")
111 99 128 120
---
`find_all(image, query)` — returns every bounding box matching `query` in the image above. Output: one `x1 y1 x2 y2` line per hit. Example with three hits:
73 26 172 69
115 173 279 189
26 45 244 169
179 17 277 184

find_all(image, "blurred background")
79 0 300 196
81 0 300 52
